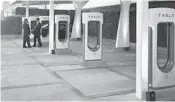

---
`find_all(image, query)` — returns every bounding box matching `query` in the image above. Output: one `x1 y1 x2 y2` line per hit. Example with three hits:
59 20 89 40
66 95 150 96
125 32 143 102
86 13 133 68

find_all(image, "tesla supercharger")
82 12 103 61
55 15 71 53
40 16 49 42
148 8 175 90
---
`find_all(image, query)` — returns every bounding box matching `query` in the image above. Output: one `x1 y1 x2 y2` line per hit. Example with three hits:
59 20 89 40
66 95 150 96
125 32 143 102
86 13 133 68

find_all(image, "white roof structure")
84 0 121 9
11 0 171 10
11 0 124 10
55 0 173 10
54 0 121 10
55 4 75 10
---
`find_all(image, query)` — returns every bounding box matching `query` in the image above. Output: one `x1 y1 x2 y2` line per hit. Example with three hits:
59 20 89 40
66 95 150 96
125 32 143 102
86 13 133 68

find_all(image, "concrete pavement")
1 35 175 101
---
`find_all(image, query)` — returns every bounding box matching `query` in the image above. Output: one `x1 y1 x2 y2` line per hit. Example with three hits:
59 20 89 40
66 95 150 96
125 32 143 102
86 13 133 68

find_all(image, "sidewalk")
1 35 174 101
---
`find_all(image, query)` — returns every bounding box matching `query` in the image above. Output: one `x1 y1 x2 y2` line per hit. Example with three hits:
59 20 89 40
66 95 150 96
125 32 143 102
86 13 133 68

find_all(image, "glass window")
157 22 174 73
88 21 101 52
41 20 49 37
58 21 68 42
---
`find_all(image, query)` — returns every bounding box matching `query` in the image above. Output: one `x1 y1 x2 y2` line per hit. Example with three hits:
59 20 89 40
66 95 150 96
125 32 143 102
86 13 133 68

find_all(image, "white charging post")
54 14 71 54
149 8 175 89
40 16 49 42
82 12 103 61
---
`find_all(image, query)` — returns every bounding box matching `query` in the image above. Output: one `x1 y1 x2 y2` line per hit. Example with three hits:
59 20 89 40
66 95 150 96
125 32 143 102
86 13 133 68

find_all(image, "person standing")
33 18 42 47
23 19 31 48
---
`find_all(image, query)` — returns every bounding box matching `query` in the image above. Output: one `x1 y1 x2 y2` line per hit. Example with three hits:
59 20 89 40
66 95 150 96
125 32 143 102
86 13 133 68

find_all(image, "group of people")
23 18 42 48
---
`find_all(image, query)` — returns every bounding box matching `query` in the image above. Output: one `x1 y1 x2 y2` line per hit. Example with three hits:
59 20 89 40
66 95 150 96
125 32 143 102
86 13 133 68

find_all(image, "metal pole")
136 0 149 100
26 1 29 19
49 0 55 54
71 1 88 40
115 1 131 48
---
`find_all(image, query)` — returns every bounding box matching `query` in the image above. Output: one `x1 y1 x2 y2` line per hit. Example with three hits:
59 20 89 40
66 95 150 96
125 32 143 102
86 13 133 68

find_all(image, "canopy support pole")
26 1 29 19
136 0 149 100
49 0 55 54
71 1 88 40
115 1 131 49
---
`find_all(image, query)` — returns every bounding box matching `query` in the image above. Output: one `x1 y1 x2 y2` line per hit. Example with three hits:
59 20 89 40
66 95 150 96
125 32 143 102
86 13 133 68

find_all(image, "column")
71 1 88 40
26 2 29 19
115 1 131 48
49 0 55 54
136 0 149 100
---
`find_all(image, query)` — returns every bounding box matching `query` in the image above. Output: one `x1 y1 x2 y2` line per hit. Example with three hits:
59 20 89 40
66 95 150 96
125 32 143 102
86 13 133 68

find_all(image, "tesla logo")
158 14 175 18
88 15 101 19
59 17 68 20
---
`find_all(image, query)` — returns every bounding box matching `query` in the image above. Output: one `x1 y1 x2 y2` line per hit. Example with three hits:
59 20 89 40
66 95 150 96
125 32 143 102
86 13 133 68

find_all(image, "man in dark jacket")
33 18 42 47
23 19 31 48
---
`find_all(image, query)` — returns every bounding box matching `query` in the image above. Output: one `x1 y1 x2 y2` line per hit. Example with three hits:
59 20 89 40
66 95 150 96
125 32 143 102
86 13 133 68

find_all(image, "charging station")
40 16 49 42
149 8 175 89
54 15 71 54
82 12 103 61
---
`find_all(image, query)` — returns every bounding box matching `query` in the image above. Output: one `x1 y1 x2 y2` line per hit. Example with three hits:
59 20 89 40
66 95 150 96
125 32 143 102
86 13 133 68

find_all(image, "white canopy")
11 0 123 10
10 0 171 10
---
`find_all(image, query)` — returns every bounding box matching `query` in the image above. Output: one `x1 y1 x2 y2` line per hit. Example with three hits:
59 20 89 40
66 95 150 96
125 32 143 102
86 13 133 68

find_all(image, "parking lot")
1 35 175 101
